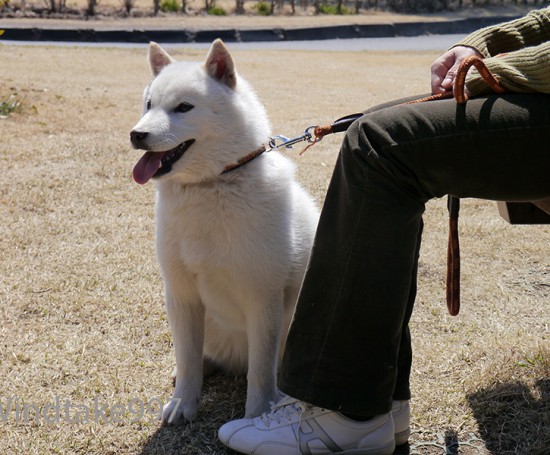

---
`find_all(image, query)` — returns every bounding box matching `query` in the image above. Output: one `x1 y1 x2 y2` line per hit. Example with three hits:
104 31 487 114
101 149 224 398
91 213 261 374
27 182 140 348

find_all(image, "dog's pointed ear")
204 39 237 89
149 42 174 77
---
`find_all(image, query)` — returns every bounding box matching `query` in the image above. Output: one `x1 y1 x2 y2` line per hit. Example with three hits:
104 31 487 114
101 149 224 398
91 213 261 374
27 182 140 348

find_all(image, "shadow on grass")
138 376 549 454
467 378 550 455
137 371 418 455
139 374 247 455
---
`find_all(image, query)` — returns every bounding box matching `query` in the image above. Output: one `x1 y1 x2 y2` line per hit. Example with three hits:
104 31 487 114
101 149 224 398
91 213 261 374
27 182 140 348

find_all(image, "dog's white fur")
130 40 319 424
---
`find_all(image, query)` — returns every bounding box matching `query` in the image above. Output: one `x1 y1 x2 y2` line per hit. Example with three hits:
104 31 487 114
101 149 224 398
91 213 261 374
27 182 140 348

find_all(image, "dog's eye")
175 102 194 113
146 100 152 110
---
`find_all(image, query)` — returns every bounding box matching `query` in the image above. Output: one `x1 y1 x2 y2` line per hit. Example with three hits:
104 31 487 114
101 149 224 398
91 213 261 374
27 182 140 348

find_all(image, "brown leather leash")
303 55 506 316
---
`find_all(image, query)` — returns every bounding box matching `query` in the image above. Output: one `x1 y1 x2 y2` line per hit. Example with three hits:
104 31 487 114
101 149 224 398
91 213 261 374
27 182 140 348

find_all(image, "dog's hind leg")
243 290 285 418
279 283 301 363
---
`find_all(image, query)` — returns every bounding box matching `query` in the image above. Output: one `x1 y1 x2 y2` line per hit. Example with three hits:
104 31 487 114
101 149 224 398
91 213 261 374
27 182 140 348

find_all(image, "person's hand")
431 46 483 95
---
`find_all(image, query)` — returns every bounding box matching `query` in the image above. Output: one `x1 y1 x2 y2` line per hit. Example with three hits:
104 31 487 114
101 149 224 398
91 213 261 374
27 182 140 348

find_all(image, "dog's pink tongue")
133 152 163 185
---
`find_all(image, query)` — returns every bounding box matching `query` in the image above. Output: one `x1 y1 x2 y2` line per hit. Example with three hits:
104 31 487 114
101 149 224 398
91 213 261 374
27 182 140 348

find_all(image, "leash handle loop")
453 55 506 104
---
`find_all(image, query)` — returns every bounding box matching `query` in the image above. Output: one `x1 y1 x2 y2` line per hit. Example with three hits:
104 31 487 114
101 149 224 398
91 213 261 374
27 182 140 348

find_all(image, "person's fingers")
431 47 483 95
441 63 460 91
430 51 456 94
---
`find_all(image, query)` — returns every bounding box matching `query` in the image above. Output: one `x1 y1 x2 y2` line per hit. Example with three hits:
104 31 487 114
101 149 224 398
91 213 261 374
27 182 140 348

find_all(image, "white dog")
130 40 319 424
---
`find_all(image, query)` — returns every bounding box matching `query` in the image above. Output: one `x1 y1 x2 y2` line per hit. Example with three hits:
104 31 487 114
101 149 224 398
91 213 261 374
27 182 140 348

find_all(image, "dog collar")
221 145 267 175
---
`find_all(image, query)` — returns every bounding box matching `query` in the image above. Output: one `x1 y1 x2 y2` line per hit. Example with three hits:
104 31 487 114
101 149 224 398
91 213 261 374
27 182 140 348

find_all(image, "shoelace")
260 397 335 455
261 398 311 455
260 397 305 427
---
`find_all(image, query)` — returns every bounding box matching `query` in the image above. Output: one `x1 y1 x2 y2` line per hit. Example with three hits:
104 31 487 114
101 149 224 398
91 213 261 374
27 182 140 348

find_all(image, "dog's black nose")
130 130 148 146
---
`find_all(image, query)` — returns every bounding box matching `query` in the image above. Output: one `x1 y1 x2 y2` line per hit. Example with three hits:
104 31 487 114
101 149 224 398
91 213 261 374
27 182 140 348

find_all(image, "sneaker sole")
335 440 395 454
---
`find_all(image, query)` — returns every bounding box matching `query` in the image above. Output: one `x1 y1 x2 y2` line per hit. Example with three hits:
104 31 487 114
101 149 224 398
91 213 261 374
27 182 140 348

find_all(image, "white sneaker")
218 396 395 454
391 400 410 446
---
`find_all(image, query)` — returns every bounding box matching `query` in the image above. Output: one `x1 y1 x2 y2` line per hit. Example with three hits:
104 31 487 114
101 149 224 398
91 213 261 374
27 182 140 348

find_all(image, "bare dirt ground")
0 17 549 455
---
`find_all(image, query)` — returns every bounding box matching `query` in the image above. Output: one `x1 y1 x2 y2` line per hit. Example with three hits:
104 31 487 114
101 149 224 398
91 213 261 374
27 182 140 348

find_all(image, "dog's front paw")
161 398 197 425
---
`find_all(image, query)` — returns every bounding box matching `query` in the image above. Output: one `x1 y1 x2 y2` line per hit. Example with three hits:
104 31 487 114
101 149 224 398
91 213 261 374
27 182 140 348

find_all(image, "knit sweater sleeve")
467 41 550 95
457 7 550 56
453 7 550 95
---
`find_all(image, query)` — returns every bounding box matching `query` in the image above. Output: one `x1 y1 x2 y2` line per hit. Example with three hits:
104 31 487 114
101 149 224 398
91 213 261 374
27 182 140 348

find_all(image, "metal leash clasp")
268 126 319 151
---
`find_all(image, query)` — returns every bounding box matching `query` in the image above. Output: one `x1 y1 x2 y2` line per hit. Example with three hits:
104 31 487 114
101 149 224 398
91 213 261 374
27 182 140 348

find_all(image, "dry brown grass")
0 42 548 455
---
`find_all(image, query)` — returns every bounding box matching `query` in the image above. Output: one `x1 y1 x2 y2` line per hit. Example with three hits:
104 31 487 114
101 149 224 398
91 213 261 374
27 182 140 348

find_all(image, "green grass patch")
207 5 226 15
160 0 180 13
160 0 179 12
254 1 271 15
0 94 22 117
318 3 352 14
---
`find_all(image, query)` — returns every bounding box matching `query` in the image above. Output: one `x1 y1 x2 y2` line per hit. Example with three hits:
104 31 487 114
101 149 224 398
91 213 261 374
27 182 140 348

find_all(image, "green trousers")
279 93 550 416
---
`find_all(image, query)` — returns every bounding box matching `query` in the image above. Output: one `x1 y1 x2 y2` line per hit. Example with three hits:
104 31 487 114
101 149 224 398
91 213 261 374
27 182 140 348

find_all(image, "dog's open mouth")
132 139 195 185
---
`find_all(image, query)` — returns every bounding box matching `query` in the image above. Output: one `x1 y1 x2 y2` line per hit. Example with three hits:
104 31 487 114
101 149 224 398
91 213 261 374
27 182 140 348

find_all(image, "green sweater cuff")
451 7 550 96
465 41 550 96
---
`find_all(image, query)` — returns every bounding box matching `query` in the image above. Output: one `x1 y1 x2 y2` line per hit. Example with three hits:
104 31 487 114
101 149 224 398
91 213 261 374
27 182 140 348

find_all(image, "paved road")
2 33 463 51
